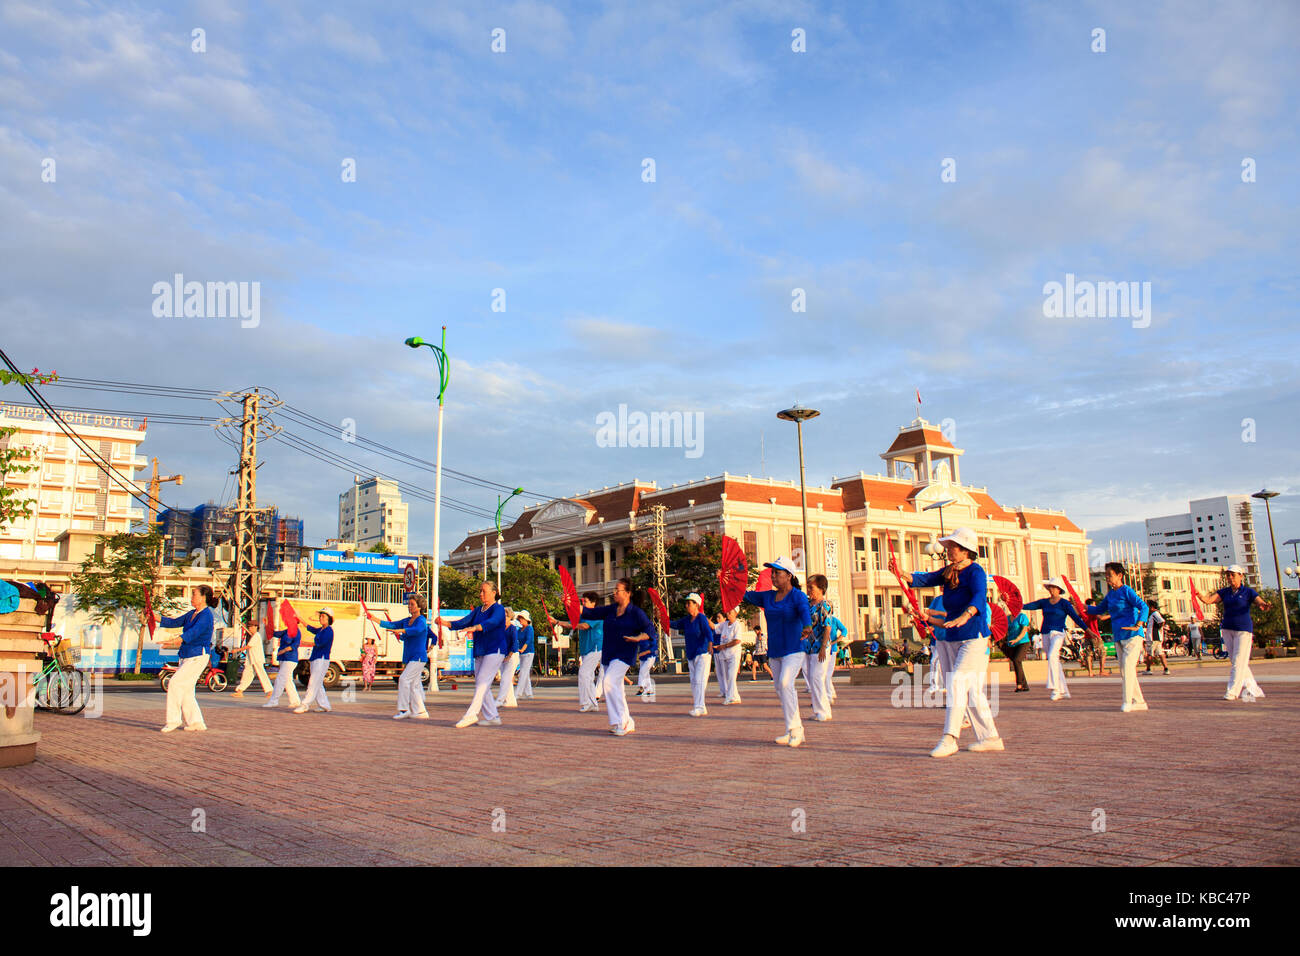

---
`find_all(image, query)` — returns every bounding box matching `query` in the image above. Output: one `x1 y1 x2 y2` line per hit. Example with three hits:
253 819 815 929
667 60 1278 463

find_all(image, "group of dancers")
153 534 1274 753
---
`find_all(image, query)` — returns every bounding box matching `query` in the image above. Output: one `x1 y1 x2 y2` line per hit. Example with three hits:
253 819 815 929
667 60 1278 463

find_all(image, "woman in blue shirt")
1200 565 1271 701
555 578 653 736
1001 606 1033 693
893 528 1004 758
514 610 537 700
1085 563 1150 712
1023 578 1087 701
804 574 835 723
264 611 305 710
495 611 522 710
436 582 508 728
295 608 335 714
156 585 218 732
672 592 715 717
743 556 813 748
368 594 431 720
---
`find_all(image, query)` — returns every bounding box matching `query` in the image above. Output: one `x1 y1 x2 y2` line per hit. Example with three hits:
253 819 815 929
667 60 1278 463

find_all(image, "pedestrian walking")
1199 565 1271 702
892 528 1004 758
743 556 813 748
232 617 272 698
1144 604 1170 675
1085 563 1151 712
1023 578 1087 700
294 609 335 714
360 636 378 690
367 595 431 720
156 585 218 733
1187 617 1203 660
749 625 771 681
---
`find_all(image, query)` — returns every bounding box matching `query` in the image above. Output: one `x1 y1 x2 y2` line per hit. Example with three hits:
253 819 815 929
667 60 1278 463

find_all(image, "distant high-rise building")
1146 495 1260 585
338 476 408 552
159 502 301 570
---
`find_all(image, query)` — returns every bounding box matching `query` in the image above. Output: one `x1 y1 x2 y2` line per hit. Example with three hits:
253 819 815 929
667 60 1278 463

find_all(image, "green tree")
371 539 395 555
0 368 58 534
1251 587 1298 645
623 533 746 621
69 531 185 674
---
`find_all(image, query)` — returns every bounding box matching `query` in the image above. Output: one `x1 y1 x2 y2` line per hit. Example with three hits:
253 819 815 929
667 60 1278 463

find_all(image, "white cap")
516 609 531 622
763 555 802 576
318 606 334 618
1043 578 1065 593
1227 564 1244 575
938 527 979 554
685 592 703 605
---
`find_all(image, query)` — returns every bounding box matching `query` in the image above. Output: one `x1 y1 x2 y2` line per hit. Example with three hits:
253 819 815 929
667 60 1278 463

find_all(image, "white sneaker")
392 711 410 720
412 712 430 720
612 720 632 736
1130 702 1149 712
1049 692 1063 701
261 702 278 708
775 732 792 745
787 730 805 748
292 705 309 714
729 697 742 704
1121 703 1133 713
687 708 700 716
454 716 478 729
930 736 959 758
579 704 592 712
160 725 181 733
481 717 502 726
1222 693 1238 701
968 737 1005 753
698 707 708 716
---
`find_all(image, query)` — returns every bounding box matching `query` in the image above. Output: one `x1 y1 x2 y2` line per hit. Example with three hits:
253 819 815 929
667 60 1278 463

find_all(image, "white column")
602 540 611 583
573 545 582 587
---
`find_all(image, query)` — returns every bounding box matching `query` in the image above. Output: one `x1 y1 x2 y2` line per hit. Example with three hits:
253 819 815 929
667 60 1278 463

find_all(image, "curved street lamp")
405 330 451 689
777 404 820 574
1251 489 1291 645
495 486 525 595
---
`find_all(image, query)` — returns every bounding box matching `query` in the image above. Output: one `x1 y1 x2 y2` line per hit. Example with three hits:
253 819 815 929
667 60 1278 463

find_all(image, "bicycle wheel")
47 669 89 714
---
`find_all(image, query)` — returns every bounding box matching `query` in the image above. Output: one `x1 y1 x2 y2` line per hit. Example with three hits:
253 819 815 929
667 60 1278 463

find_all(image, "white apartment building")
0 402 147 560
1146 495 1260 586
338 476 408 551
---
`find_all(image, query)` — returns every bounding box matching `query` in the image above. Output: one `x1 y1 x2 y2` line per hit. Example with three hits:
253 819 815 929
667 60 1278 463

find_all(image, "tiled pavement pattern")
2 661 1297 866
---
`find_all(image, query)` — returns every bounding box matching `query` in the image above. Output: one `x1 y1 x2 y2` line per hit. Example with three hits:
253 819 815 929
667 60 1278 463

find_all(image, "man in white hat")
1022 578 1087 701
514 609 537 700
671 592 715 716
295 608 336 713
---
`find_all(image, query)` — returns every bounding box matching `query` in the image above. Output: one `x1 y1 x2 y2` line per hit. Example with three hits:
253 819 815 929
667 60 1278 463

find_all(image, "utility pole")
138 457 183 674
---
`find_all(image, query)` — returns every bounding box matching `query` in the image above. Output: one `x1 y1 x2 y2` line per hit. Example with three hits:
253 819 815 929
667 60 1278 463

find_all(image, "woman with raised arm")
1022 578 1087 701
892 529 1003 758
436 582 508 728
1198 564 1270 702
295 608 335 714
1085 563 1150 713
156 585 218 733
367 595 430 720
742 557 813 748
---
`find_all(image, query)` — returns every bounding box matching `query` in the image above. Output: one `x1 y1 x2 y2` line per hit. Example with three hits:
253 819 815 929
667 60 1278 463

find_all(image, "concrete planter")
0 599 49 768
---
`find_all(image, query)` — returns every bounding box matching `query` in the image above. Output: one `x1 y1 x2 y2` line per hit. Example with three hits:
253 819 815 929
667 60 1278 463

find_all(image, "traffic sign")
403 562 417 593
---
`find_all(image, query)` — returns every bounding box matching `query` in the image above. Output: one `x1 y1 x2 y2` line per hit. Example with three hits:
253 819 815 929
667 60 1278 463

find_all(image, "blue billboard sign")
311 550 420 574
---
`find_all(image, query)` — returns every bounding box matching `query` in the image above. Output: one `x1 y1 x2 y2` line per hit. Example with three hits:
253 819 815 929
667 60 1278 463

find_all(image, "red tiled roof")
833 477 916 512
882 427 955 456
1016 510 1083 534
968 491 1017 524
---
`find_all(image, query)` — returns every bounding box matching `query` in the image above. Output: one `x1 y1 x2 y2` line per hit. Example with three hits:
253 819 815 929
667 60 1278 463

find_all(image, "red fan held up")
557 566 581 630
647 587 670 636
717 535 749 614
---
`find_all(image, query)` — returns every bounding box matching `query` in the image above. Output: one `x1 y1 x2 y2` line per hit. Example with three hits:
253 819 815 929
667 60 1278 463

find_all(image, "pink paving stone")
0 661 1296 866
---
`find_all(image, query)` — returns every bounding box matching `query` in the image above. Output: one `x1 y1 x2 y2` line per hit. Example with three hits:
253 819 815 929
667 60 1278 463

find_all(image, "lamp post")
405 330 451 690
494 486 524 596
1251 489 1291 645
922 498 956 564
777 404 820 574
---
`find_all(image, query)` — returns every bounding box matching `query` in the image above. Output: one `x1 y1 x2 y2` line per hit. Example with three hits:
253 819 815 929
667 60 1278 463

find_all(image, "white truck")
252 598 471 689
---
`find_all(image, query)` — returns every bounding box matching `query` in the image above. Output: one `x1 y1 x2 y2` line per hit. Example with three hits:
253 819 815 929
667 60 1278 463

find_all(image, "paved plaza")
2 660 1298 866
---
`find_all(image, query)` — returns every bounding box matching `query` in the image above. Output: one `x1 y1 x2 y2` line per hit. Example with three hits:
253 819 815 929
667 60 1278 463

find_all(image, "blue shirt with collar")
578 618 604 656
910 563 991 643
271 627 301 663
1005 611 1031 646
1086 585 1149 641
1217 586 1259 632
302 623 334 661
379 615 429 664
517 624 535 655
743 588 813 659
504 623 520 655
448 603 508 657
582 602 655 667
159 607 214 660
671 612 715 658
1023 597 1085 633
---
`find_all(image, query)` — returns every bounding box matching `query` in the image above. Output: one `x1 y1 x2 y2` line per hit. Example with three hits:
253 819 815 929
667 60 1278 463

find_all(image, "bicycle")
33 634 90 715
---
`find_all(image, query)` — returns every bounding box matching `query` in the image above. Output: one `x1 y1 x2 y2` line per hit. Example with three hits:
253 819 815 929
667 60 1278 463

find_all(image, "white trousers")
397 659 427 715
770 653 804 733
638 656 656 696
516 652 535 697
804 652 832 719
1043 630 1069 697
1223 629 1264 699
595 662 605 698
927 645 944 696
269 659 301 707
578 650 602 709
602 659 632 729
937 638 998 742
688 653 711 711
302 658 331 710
496 652 520 706
464 653 504 721
825 652 837 700
164 654 207 728
236 640 272 693
1117 636 1146 707
716 650 740 701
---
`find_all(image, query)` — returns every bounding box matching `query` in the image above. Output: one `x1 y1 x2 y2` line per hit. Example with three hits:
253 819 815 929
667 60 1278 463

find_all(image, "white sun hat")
1043 578 1065 593
318 606 334 618
763 556 801 576
516 609 531 622
937 527 978 553
1227 564 1244 574
685 592 703 605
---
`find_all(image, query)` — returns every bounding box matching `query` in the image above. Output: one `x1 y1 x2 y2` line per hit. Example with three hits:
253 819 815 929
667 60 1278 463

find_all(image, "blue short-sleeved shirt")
910 564 991 643
742 588 812 659
1217 586 1259 633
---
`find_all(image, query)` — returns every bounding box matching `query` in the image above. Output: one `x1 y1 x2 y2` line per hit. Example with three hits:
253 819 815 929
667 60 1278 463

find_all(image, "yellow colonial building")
449 418 1093 644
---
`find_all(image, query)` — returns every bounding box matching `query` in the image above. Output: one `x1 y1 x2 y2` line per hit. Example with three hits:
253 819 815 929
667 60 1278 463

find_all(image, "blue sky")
2 0 1299 582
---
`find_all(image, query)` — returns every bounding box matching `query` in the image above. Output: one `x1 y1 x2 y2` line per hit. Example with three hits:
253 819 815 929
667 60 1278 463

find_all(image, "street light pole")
1251 489 1291 645
777 404 820 574
494 487 524 597
405 330 451 690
